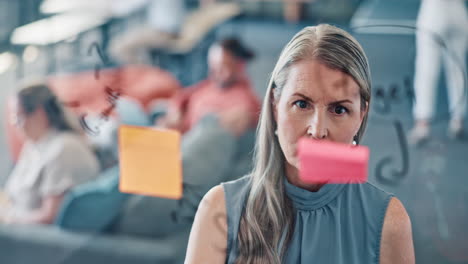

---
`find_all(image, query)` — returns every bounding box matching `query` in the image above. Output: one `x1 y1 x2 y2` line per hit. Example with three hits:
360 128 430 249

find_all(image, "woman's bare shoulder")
185 185 228 264
199 185 227 214
380 197 415 264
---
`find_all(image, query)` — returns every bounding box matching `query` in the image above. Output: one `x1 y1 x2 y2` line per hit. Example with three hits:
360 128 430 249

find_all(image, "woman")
1 82 99 224
185 25 415 263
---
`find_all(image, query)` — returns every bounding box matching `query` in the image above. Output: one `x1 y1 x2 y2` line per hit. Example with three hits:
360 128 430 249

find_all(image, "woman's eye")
332 105 348 115
294 100 309 109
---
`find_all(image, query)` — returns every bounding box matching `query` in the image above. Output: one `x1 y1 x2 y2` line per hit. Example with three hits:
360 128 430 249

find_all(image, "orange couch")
5 65 181 162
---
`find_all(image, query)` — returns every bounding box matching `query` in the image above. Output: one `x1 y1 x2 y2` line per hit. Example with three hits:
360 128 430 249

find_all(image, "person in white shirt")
109 0 187 65
0 82 100 225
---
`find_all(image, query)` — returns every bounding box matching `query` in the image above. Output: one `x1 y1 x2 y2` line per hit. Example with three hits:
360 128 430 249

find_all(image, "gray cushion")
0 223 188 264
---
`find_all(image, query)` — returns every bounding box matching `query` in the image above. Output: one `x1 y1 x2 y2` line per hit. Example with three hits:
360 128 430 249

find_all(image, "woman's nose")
306 110 328 140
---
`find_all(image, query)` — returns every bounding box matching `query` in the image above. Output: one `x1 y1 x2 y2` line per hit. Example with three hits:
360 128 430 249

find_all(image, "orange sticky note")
118 125 183 199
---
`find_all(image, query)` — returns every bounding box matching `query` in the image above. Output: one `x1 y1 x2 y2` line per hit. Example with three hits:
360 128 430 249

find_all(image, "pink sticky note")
298 138 369 184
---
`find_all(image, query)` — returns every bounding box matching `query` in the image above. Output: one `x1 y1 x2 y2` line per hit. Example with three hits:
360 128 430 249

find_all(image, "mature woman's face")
274 60 367 170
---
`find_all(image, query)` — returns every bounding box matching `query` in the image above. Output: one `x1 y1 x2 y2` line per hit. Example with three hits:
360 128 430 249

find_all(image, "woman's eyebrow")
291 93 313 102
329 99 353 105
291 93 355 105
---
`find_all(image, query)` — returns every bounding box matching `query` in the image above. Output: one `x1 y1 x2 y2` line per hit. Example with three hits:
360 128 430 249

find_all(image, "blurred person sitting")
109 0 187 65
0 82 100 225
157 37 261 137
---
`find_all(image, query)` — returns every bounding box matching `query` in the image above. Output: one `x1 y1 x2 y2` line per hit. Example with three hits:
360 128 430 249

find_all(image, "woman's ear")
360 101 369 122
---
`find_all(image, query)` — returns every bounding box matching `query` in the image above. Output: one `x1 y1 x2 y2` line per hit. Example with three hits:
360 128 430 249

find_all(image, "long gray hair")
236 24 372 263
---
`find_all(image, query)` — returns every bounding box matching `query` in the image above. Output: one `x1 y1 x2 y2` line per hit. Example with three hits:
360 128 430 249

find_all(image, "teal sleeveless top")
222 176 393 264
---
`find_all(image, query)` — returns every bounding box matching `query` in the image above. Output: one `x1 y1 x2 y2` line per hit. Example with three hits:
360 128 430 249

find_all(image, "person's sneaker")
409 124 430 145
448 119 464 139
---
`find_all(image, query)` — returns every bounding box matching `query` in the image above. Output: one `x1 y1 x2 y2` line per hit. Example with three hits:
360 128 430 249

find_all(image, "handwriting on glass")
375 120 410 186
351 24 466 187
373 76 414 115
79 42 122 136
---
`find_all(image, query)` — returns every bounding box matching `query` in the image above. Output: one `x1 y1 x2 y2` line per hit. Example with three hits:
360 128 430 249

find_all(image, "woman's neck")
30 126 52 143
285 163 325 192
